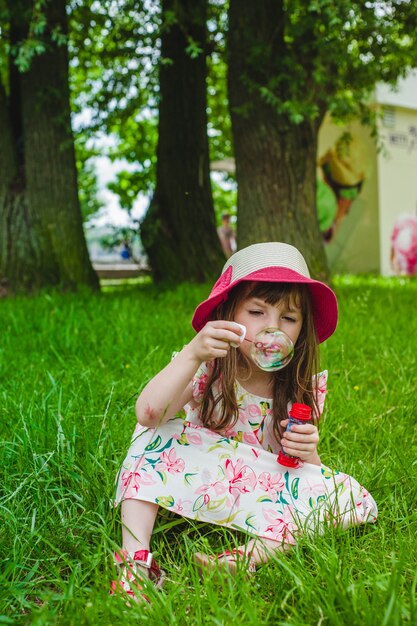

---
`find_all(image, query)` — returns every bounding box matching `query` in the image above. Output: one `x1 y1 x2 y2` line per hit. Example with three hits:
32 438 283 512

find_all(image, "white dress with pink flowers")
114 365 377 544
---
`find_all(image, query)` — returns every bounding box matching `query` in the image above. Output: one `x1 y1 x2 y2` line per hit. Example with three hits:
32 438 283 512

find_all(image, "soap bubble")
250 328 294 371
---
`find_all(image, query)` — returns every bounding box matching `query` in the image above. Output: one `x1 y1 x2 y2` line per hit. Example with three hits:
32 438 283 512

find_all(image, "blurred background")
1 0 417 291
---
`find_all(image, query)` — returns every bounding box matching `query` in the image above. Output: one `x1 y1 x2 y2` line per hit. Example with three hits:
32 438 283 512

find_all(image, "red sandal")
194 548 256 576
110 549 166 603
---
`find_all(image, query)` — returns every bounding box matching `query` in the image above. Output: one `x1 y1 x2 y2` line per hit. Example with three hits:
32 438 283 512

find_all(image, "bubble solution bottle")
277 403 312 468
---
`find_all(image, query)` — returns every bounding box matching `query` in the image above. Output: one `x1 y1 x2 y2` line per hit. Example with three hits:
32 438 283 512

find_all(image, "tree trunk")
141 0 224 283
228 0 329 280
0 0 99 293
0 60 52 291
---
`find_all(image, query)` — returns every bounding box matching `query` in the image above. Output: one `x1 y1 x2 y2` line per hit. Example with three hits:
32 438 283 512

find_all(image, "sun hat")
191 242 338 343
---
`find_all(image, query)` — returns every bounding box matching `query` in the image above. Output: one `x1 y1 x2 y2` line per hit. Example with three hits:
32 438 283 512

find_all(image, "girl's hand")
280 420 321 466
185 321 244 364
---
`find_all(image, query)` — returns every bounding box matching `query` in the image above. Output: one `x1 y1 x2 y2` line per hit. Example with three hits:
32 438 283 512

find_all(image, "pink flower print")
173 500 184 514
187 431 202 445
243 431 259 446
258 472 285 501
224 458 257 497
196 480 227 497
120 457 156 498
300 480 327 501
246 403 262 420
192 492 211 512
156 449 185 474
172 430 203 446
263 506 297 545
187 422 219 439
193 373 208 399
172 498 190 515
238 408 249 425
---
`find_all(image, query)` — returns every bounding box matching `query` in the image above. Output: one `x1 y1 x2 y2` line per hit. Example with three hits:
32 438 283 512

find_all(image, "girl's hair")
199 281 320 441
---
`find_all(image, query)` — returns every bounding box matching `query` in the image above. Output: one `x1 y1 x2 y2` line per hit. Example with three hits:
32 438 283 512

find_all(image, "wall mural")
390 210 417 276
317 132 368 243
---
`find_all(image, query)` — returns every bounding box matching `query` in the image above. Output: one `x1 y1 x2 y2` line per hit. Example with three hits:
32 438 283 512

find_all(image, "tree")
69 1 234 268
140 0 224 283
228 0 417 279
69 0 160 217
0 0 98 293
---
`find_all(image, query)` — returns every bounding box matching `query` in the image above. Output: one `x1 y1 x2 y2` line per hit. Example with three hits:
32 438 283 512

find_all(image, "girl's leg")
121 498 159 553
113 500 163 600
194 536 288 575
243 536 289 565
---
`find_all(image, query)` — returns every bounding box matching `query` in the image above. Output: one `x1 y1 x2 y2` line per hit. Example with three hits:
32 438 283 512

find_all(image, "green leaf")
284 471 290 492
155 495 174 508
291 477 300 499
184 472 198 486
321 467 336 479
245 514 258 531
145 435 162 451
207 497 227 511
156 470 167 485
177 433 189 446
192 494 208 512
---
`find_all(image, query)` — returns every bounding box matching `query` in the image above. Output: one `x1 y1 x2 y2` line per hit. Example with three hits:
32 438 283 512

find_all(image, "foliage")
74 135 105 221
206 3 232 163
0 1 9 89
207 4 237 224
67 0 417 225
212 174 237 224
69 0 160 133
239 0 417 125
68 0 234 220
2 0 417 235
99 222 142 262
1 277 417 623
105 114 159 210
68 0 161 218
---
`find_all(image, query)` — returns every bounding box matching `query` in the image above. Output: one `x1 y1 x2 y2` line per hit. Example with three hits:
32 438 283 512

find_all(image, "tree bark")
0 0 99 293
141 0 224 283
0 59 51 291
228 0 329 280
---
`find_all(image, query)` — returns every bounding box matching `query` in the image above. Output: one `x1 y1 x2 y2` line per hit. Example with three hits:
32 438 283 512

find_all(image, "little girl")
111 242 378 600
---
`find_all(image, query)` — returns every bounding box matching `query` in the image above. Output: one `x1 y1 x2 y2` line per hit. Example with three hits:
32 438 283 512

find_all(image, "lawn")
1 277 416 625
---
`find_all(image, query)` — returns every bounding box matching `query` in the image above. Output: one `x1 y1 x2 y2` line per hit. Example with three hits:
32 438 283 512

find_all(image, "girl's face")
234 294 303 361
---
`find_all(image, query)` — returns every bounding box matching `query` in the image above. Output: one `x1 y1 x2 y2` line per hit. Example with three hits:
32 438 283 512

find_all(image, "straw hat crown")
223 242 310 281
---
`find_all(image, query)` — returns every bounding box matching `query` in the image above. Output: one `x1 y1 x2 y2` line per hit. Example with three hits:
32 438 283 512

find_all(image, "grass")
0 276 416 625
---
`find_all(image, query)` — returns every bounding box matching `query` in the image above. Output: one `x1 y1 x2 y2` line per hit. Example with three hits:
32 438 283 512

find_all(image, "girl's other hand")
185 321 244 364
280 419 321 466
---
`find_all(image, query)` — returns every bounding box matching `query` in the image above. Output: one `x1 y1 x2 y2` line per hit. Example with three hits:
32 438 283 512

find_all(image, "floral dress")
114 365 377 544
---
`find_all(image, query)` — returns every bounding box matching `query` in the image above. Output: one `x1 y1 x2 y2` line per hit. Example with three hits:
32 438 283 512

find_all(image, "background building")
319 71 417 275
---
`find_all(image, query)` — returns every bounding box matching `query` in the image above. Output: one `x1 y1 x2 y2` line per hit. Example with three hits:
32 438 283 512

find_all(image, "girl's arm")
136 321 244 428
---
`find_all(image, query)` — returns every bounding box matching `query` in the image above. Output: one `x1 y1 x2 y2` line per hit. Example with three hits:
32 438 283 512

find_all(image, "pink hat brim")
191 266 338 344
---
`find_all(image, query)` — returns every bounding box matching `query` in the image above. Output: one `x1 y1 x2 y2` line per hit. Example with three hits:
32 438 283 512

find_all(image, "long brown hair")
199 281 321 441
